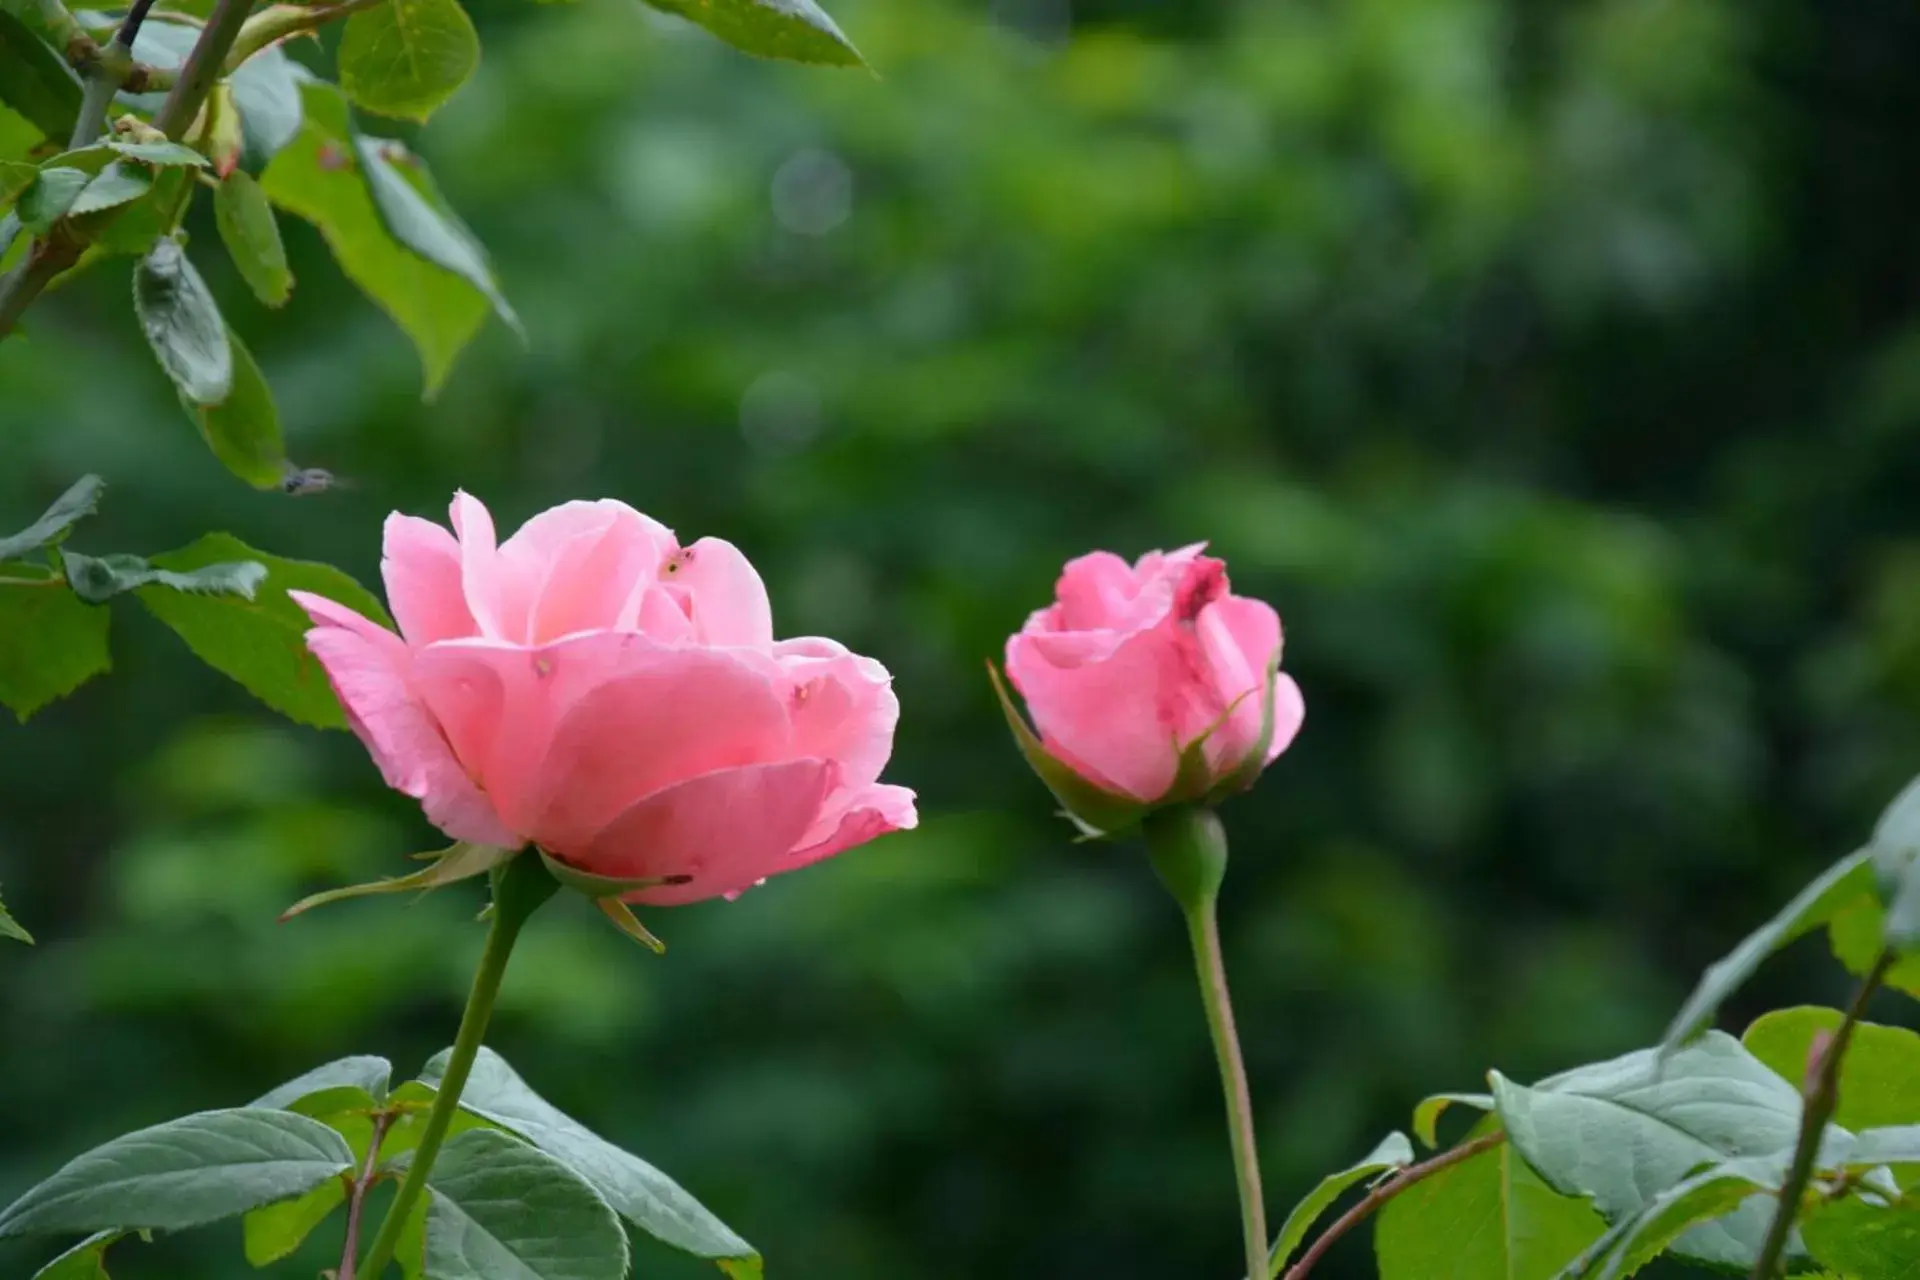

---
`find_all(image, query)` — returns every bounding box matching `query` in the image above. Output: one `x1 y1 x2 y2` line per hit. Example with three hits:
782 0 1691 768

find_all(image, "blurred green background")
5 0 1920 1275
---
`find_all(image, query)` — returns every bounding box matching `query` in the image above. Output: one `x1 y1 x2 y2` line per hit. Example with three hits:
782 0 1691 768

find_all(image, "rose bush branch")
0 0 252 338
1281 1132 1505 1280
1746 946 1896 1279
69 0 163 147
336 1110 394 1280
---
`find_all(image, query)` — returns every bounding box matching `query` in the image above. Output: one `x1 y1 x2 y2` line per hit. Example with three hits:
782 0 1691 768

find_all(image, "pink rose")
292 493 916 905
999 544 1303 824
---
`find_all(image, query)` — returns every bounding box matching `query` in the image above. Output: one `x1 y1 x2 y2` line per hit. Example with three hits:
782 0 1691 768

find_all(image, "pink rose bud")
291 493 917 905
994 544 1303 835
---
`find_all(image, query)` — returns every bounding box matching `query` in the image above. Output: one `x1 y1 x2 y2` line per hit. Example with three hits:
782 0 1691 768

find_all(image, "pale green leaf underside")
0 1108 353 1237
423 1129 629 1280
419 1047 758 1268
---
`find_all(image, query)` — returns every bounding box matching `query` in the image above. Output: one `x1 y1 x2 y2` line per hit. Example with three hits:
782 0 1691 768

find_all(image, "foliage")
1 0 1919 1277
0 1048 750 1278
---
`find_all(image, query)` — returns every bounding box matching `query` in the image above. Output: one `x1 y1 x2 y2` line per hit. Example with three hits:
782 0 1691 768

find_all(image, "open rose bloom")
293 494 916 905
997 544 1303 834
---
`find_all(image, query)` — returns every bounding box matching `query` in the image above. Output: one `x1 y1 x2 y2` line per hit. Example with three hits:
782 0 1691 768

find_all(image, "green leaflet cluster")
0 1048 761 1279
0 474 388 732
1265 768 1920 1280
0 0 863 488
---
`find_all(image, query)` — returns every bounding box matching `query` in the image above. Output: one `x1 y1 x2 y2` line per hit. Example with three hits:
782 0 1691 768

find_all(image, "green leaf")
0 476 103 562
1801 1195 1920 1280
0 1108 354 1237
1872 775 1920 951
282 842 519 919
104 139 209 168
242 1178 345 1267
133 239 234 406
185 327 289 489
1 157 37 206
230 46 306 166
1745 1008 1920 1130
62 550 266 605
0 10 81 139
84 167 186 258
1411 1092 1492 1149
1556 1159 1780 1280
214 170 292 307
357 137 517 331
1492 1032 1822 1269
0 883 32 944
1835 1126 1920 1172
1268 1131 1412 1277
17 167 88 232
987 661 1145 839
338 0 480 122
1661 850 1876 1052
418 1047 759 1270
253 1056 395 1111
642 0 863 67
134 531 391 729
419 1128 629 1280
261 82 488 396
0 575 111 721
376 1080 498 1169
30 1230 118 1279
1375 1120 1605 1280
1830 893 1920 999
67 161 152 216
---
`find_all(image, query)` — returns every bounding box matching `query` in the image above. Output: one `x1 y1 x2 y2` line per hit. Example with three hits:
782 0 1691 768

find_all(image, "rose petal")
554 759 834 906
517 645 793 851
773 637 899 790
1195 595 1280 772
504 501 676 644
1266 672 1306 766
382 513 476 647
289 591 516 847
789 781 917 866
662 537 774 649
409 631 706 835
449 491 505 640
1007 624 1207 803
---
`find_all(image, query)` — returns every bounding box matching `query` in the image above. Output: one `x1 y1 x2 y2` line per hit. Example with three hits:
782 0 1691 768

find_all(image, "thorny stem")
68 0 161 148
1281 1132 1506 1280
337 1112 394 1280
152 0 252 136
0 0 254 338
1747 948 1895 1280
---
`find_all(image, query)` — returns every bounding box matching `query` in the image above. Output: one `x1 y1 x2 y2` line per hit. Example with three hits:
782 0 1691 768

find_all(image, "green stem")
1186 898 1269 1280
1142 807 1267 1280
357 853 556 1279
152 0 252 137
1747 947 1895 1280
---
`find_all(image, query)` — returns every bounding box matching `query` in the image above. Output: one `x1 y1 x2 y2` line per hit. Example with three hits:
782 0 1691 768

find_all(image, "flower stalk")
1143 806 1268 1280
356 852 556 1278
